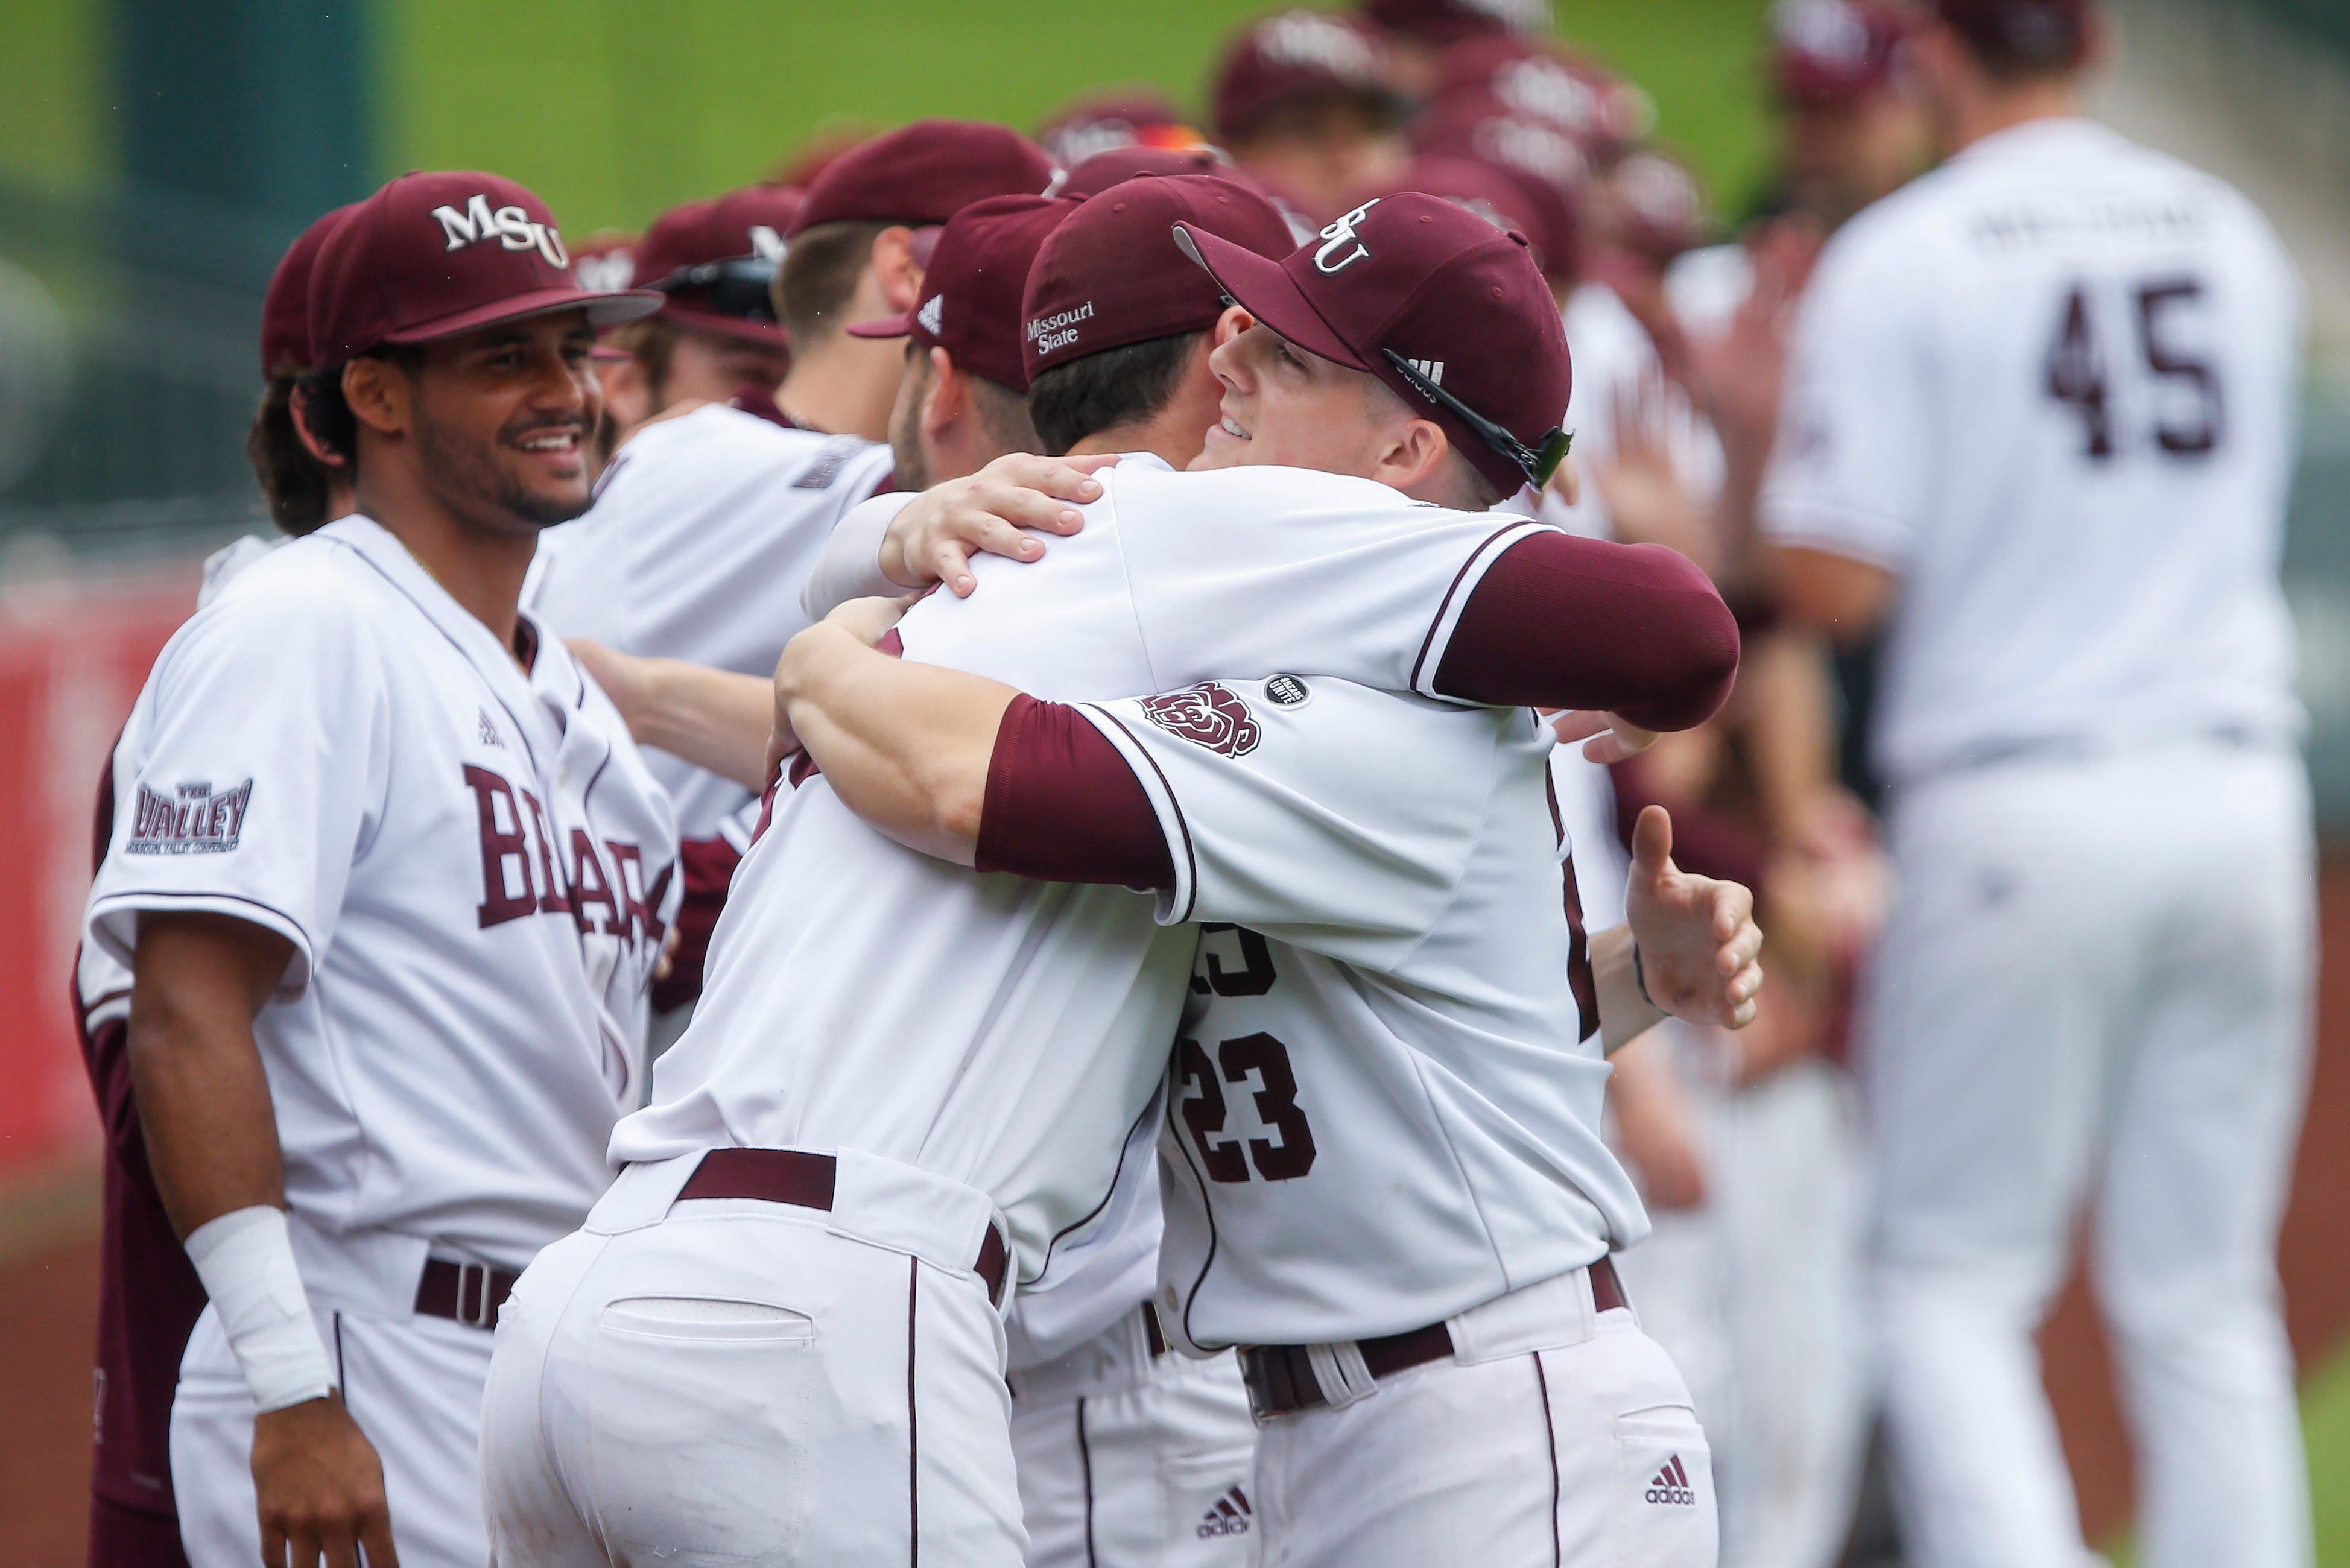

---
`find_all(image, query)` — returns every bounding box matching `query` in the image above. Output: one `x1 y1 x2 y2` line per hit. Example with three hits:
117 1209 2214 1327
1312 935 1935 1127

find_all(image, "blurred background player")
527 120 1059 1025
1360 0 1555 98
1034 90 1209 167
597 183 799 449
1210 8 1410 227
1764 3 2316 1567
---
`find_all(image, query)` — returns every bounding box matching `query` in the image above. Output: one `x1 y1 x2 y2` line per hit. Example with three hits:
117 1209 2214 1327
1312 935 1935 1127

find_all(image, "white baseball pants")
173 1297 497 1566
1863 741 2314 1568
1009 1309 1256 1567
480 1150 1025 1567
1246 1267 1718 1568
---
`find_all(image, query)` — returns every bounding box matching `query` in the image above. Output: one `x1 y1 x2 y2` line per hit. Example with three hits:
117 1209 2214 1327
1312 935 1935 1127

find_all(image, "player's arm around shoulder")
799 451 1120 618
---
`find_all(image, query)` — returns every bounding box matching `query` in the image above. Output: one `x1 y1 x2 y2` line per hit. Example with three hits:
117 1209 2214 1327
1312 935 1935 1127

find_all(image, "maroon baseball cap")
1773 0 1911 106
1063 145 1228 201
1427 37 1651 153
261 203 356 376
569 230 639 294
1176 191 1569 493
1376 154 1557 277
846 194 1075 391
1036 91 1205 166
1362 0 1550 48
630 185 801 346
787 119 1062 237
1212 10 1404 143
308 171 660 365
1410 108 1585 281
1022 172 1295 382
1932 0 2091 71
1608 147 1707 262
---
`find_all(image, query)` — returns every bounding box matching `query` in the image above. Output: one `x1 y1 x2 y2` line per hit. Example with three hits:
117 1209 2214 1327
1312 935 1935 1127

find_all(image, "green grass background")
380 0 1781 235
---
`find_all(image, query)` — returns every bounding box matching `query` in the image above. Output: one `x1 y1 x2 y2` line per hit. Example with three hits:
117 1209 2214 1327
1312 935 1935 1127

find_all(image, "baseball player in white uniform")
816 188 1757 1568
83 171 679 1567
527 120 1063 1017
480 196 1741 1566
1762 5 2314 1566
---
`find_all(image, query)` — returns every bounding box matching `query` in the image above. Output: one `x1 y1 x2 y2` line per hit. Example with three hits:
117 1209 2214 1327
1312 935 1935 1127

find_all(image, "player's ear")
872 227 925 313
1212 305 1255 349
1369 414 1451 498
923 347 966 435
340 355 410 439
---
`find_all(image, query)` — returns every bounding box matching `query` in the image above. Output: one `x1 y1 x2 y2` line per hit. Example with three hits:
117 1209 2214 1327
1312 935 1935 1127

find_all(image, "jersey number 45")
2044 275 2222 461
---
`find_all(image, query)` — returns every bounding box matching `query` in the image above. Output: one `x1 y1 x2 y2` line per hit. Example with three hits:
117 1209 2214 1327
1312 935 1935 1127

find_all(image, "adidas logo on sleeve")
1197 1484 1254 1538
1645 1454 1698 1506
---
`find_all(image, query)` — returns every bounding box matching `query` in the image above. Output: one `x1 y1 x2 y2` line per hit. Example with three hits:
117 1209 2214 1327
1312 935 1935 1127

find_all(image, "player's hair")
1942 4 2090 82
609 316 682 405
969 374 1041 457
1226 92 1402 153
1025 330 1203 457
245 373 344 536
776 220 893 345
294 346 429 480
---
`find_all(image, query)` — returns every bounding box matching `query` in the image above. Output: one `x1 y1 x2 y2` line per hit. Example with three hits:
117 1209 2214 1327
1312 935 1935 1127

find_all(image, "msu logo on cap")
431 193 571 270
1314 199 1380 275
1141 683 1262 757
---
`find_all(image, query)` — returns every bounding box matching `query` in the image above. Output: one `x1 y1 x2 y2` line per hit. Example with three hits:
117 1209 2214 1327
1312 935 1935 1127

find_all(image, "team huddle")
72 0 2319 1566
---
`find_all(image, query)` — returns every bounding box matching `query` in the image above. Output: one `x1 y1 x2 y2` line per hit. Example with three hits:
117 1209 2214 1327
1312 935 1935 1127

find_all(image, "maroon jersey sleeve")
1434 533 1740 731
975 695 1175 890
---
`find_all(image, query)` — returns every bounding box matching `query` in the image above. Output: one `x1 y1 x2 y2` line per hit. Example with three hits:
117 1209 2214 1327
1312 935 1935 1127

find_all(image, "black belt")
1240 1257 1627 1419
415 1257 519 1329
676 1147 1010 1305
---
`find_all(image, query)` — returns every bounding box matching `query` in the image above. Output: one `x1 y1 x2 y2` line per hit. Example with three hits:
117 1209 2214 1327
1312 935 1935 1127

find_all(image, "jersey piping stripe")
1075 1397 1099 1568
1034 1095 1161 1287
1408 522 1544 697
1167 1092 1225 1353
343 543 546 778
1532 1350 1561 1568
1082 706 1198 923
907 1256 920 1567
93 891 316 972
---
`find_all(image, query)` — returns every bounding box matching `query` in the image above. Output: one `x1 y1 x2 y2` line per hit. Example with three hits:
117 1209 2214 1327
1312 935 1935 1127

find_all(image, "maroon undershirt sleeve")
974 695 1176 890
1434 533 1741 732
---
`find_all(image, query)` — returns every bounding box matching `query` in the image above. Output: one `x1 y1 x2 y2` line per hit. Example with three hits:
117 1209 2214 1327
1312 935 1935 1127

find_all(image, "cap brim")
381 286 662 346
844 312 915 340
659 301 793 348
1171 223 1369 372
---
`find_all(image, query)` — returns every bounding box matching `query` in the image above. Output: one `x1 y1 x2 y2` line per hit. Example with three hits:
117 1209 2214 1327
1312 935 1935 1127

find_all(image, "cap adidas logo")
917 294 945 335
1645 1455 1698 1507
1196 1484 1254 1538
1402 357 1446 385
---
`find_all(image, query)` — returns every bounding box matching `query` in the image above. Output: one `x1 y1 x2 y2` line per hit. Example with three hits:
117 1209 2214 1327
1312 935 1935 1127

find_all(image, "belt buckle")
455 1260 496 1327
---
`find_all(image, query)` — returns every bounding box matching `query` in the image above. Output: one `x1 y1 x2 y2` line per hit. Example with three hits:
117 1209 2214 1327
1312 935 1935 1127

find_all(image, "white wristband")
184 1206 335 1414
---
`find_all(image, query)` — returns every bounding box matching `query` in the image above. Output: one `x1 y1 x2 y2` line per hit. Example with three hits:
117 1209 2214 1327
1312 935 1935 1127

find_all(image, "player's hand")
252 1392 399 1568
1548 709 1658 765
1624 805 1764 1029
654 923 681 984
878 452 1119 598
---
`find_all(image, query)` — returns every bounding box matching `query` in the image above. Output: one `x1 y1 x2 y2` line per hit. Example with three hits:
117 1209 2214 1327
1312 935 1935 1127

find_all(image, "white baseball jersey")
525 402 894 836
1761 117 2304 786
85 515 680 1268
1060 677 1638 1348
610 455 1557 1282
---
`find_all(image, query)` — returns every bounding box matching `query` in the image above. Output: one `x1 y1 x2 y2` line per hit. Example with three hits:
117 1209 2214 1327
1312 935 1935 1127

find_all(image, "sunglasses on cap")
1380 349 1573 489
649 254 779 323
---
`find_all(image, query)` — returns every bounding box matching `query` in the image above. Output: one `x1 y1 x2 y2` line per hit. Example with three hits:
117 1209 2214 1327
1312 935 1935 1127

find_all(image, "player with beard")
83 171 680 1567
